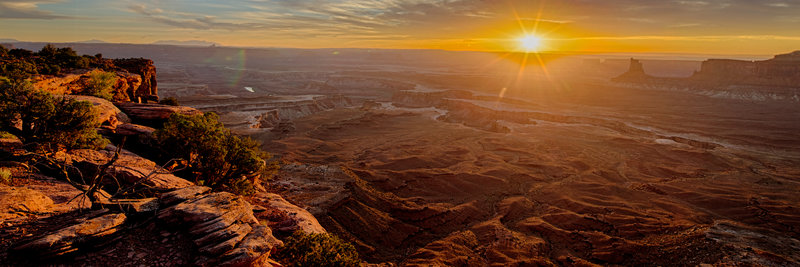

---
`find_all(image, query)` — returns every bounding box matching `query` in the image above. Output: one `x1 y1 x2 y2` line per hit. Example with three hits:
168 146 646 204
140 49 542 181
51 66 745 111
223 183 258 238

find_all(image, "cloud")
128 3 266 31
122 0 800 43
767 2 790 7
0 0 71 19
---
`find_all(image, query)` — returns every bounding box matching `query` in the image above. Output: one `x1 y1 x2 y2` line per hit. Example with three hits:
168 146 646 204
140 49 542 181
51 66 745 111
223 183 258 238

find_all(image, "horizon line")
1 39 784 60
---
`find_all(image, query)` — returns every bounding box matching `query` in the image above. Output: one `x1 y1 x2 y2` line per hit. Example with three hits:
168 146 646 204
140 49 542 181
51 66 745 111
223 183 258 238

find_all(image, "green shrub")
1 61 38 81
0 131 17 139
159 97 179 106
154 113 278 194
84 71 117 101
8 49 33 59
275 231 361 267
0 168 11 185
0 79 107 151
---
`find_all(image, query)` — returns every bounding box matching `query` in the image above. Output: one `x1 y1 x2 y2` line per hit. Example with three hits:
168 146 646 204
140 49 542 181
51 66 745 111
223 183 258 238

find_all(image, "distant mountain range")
76 39 107 44
1 38 219 47
151 40 219 47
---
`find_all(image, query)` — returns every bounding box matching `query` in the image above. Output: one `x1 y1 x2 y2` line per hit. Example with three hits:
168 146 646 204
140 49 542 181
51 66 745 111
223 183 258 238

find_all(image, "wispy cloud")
0 0 71 19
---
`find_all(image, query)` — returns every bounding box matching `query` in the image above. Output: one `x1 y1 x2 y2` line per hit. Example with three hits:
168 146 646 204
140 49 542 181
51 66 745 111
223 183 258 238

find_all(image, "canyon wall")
615 51 800 88
612 51 800 101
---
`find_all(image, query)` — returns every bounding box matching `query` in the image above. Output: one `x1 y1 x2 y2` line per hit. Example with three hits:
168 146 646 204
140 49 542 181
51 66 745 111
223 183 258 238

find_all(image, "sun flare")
518 35 542 52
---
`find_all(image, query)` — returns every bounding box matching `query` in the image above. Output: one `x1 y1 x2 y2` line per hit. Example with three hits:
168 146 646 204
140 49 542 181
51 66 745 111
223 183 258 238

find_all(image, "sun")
518 34 542 52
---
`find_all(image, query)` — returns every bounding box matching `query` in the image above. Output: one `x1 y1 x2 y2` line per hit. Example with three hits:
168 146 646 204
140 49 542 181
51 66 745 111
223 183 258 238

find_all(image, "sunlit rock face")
612 52 800 102
614 51 800 87
31 59 158 103
113 58 158 102
691 51 800 87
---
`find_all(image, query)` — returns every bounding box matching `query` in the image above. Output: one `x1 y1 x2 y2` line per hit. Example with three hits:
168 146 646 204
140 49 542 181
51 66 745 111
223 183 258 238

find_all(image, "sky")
1 0 800 55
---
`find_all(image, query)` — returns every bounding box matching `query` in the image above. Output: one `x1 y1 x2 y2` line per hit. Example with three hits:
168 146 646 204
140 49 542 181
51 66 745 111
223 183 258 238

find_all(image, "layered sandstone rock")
613 52 800 90
113 123 155 136
65 149 194 192
0 186 54 222
31 70 88 95
14 213 127 257
158 187 283 266
112 71 143 102
113 58 158 102
250 192 327 234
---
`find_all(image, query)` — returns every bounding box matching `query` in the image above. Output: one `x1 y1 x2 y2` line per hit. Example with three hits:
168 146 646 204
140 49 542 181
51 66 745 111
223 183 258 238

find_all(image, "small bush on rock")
154 112 278 194
159 97 179 106
84 71 117 101
275 231 361 267
0 78 108 151
0 168 11 185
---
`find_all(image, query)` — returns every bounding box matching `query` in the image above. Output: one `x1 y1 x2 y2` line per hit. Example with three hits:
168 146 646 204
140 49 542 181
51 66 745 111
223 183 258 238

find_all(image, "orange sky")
2 0 800 55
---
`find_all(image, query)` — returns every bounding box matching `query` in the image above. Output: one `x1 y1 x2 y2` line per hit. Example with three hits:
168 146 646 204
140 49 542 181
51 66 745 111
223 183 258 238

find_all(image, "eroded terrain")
34 44 797 265
260 85 800 265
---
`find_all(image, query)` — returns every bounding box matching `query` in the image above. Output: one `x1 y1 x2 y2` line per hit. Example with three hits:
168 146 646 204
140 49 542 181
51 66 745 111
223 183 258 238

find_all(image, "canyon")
3 43 800 265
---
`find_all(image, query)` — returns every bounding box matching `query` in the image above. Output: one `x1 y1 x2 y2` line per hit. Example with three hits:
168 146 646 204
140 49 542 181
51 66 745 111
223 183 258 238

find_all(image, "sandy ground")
259 84 800 265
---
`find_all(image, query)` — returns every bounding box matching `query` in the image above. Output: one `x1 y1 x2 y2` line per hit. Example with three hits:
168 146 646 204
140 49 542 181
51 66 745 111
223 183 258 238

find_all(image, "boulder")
218 225 283 267
14 213 127 257
0 186 54 222
252 192 326 234
65 149 194 192
67 95 131 129
21 174 94 213
0 137 23 151
116 102 202 123
158 192 280 266
114 123 155 136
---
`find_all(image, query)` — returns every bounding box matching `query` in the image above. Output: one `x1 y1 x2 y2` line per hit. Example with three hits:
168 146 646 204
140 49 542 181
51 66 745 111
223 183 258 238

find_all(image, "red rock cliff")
112 58 158 102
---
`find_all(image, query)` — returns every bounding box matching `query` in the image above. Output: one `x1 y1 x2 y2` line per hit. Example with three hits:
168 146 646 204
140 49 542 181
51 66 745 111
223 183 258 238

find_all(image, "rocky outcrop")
113 71 144 102
31 70 88 95
32 69 149 103
250 192 327 235
30 57 158 103
65 149 194 192
113 58 158 102
158 187 283 266
116 102 202 124
691 51 800 87
14 213 127 257
113 123 155 136
612 52 800 101
0 137 23 151
253 110 280 128
0 186 54 222
611 58 652 83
